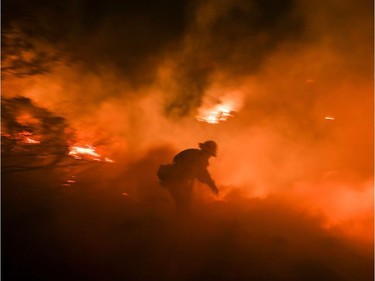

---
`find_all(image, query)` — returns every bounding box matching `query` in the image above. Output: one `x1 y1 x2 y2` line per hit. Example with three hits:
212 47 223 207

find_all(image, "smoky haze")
2 0 373 280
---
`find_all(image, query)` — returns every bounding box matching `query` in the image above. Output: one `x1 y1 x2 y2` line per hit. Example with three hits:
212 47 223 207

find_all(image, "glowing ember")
197 104 233 124
62 175 77 187
104 157 115 163
324 116 335 120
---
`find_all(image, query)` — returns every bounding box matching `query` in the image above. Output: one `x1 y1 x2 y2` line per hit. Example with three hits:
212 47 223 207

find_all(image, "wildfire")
2 130 114 163
68 144 114 163
196 89 243 124
68 145 100 159
24 137 41 144
1 130 41 144
196 103 234 124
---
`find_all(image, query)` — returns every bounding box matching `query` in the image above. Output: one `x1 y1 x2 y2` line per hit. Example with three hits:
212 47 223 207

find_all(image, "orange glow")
16 113 41 126
290 180 374 242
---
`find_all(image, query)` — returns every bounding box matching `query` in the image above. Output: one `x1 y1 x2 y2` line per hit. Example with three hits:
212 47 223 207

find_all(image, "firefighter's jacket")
172 148 216 188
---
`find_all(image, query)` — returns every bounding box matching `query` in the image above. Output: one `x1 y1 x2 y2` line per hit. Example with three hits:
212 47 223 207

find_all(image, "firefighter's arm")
197 169 219 195
208 180 219 195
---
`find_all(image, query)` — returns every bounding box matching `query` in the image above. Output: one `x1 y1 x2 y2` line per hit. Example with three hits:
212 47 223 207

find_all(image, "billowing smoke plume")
2 0 373 280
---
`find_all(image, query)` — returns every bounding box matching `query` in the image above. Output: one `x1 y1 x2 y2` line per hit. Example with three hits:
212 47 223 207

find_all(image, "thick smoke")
2 0 373 280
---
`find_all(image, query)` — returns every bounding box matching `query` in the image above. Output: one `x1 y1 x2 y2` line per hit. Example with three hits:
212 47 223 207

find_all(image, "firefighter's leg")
173 180 193 212
165 180 183 208
166 180 193 212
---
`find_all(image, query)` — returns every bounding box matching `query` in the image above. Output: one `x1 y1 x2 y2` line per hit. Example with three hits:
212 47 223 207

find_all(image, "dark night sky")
2 0 307 84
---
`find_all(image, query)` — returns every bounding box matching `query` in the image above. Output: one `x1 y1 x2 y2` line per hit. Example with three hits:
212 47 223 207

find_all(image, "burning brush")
195 90 243 124
196 103 234 124
68 144 114 163
2 96 114 174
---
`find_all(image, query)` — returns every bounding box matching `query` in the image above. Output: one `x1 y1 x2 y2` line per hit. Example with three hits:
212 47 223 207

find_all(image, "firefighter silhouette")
157 140 219 211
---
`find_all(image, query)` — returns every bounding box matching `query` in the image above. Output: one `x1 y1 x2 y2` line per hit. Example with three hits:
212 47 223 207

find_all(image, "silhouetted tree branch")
1 24 60 78
1 97 70 170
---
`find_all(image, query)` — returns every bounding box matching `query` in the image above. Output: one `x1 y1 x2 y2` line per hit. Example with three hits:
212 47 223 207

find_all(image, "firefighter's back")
173 149 208 178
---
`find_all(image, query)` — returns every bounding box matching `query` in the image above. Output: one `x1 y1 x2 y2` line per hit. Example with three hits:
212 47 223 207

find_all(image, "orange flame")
24 137 40 144
68 145 100 159
2 128 114 163
68 144 114 163
6 131 42 144
196 103 234 124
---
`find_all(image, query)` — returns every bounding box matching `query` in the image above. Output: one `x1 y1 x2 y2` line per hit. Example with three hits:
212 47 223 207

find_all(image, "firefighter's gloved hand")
211 186 219 195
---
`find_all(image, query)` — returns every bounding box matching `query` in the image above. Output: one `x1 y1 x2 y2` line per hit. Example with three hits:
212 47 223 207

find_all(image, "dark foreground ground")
2 161 373 281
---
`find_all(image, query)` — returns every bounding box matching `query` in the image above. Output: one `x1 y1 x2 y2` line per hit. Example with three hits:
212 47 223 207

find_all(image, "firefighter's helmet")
199 140 217 157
